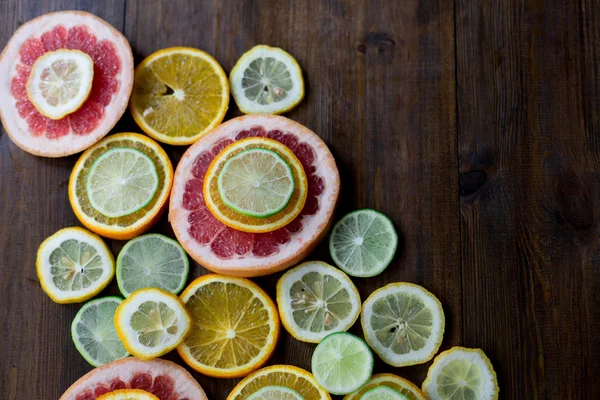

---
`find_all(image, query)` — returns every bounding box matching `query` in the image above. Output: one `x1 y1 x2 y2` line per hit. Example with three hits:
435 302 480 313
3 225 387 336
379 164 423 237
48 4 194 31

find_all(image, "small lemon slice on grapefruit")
97 389 158 400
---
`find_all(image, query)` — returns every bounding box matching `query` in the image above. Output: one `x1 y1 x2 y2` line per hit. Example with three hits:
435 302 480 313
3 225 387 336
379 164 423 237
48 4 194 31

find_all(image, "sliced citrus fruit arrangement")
170 114 340 277
360 387 407 400
97 389 158 400
422 347 499 400
27 49 94 119
177 274 280 378
329 209 398 277
276 261 361 343
115 288 191 360
311 332 374 395
69 133 173 240
72 296 130 367
59 357 208 400
227 365 331 400
203 136 308 233
37 227 114 304
0 11 134 157
361 282 445 367
230 45 304 114
247 386 304 400
343 374 427 400
116 234 189 298
130 47 229 145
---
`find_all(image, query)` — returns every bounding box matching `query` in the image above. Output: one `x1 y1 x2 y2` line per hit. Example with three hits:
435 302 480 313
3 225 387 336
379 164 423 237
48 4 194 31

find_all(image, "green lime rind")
329 208 398 278
247 385 304 400
71 296 130 367
360 386 409 400
217 148 295 218
311 332 374 395
86 147 159 218
116 234 190 298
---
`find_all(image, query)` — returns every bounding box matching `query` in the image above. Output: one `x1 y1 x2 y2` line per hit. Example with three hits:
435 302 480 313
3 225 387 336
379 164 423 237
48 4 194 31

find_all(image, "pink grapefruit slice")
170 114 340 277
0 11 134 157
59 357 207 400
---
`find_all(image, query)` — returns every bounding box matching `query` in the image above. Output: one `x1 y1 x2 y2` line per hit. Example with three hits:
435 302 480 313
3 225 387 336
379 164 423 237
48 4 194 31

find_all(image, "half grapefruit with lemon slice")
0 11 134 157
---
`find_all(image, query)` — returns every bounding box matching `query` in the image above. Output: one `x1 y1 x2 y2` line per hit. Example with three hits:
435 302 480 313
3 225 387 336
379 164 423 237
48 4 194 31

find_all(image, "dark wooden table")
1 0 600 399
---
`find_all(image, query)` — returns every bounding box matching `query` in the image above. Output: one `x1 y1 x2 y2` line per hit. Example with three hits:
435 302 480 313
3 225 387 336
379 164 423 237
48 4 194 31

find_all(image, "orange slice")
343 373 427 400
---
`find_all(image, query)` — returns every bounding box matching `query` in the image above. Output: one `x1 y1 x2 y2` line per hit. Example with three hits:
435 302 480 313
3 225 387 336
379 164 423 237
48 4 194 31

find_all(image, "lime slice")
361 387 408 400
230 45 304 114
422 347 499 400
329 209 398 277
116 234 189 298
248 386 304 400
71 296 130 367
361 282 445 367
311 332 374 395
86 148 159 218
276 261 361 343
115 288 191 360
36 227 114 304
218 148 295 218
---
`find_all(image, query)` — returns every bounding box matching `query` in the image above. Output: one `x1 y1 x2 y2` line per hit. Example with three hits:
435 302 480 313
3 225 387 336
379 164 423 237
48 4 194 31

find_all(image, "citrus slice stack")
343 374 427 400
0 11 134 157
130 47 229 145
170 114 340 277
69 133 173 240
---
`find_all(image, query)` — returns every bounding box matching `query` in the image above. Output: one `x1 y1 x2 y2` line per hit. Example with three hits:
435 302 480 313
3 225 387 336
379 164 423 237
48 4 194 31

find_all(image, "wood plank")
455 0 600 398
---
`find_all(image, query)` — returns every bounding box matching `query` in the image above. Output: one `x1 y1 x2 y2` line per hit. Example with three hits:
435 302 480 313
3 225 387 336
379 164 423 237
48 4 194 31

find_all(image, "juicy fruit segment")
247 386 304 400
343 374 427 400
276 261 361 343
227 365 331 400
311 332 374 395
230 45 304 114
115 288 191 360
329 209 398 277
178 275 280 378
36 227 114 304
27 49 94 119
360 387 407 400
361 283 445 367
97 389 158 400
203 136 308 233
116 234 189 298
72 297 129 367
130 47 229 145
422 347 499 400
218 148 295 218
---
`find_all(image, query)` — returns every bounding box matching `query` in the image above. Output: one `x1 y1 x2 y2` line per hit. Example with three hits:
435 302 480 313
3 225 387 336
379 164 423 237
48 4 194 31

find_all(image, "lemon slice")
361 387 407 400
247 386 304 400
130 47 229 145
343 374 427 400
36 227 114 304
97 389 159 400
422 347 499 400
276 261 361 343
27 49 94 120
230 45 304 114
361 282 445 367
115 288 191 360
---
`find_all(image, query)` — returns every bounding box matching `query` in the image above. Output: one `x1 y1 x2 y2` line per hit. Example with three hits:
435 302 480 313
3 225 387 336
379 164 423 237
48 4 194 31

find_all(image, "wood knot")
459 170 487 196
361 32 396 60
554 176 594 230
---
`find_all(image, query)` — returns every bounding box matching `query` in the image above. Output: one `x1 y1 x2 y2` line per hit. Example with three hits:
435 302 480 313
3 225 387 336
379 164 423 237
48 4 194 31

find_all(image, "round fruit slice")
343 374 427 400
59 357 208 400
218 148 295 218
115 288 191 361
276 261 361 343
311 332 374 395
361 282 445 367
247 386 304 400
69 133 173 240
116 234 189 298
203 136 307 233
72 296 130 367
227 365 331 400
230 45 304 114
177 274 280 378
97 389 158 400
170 114 340 277
329 209 398 278
0 11 134 157
360 387 407 400
130 47 229 145
27 49 94 119
422 347 499 400
37 227 114 304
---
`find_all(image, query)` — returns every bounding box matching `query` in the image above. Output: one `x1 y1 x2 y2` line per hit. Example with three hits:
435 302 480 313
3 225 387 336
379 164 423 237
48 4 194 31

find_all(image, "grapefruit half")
170 114 340 277
59 357 207 400
0 11 134 157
